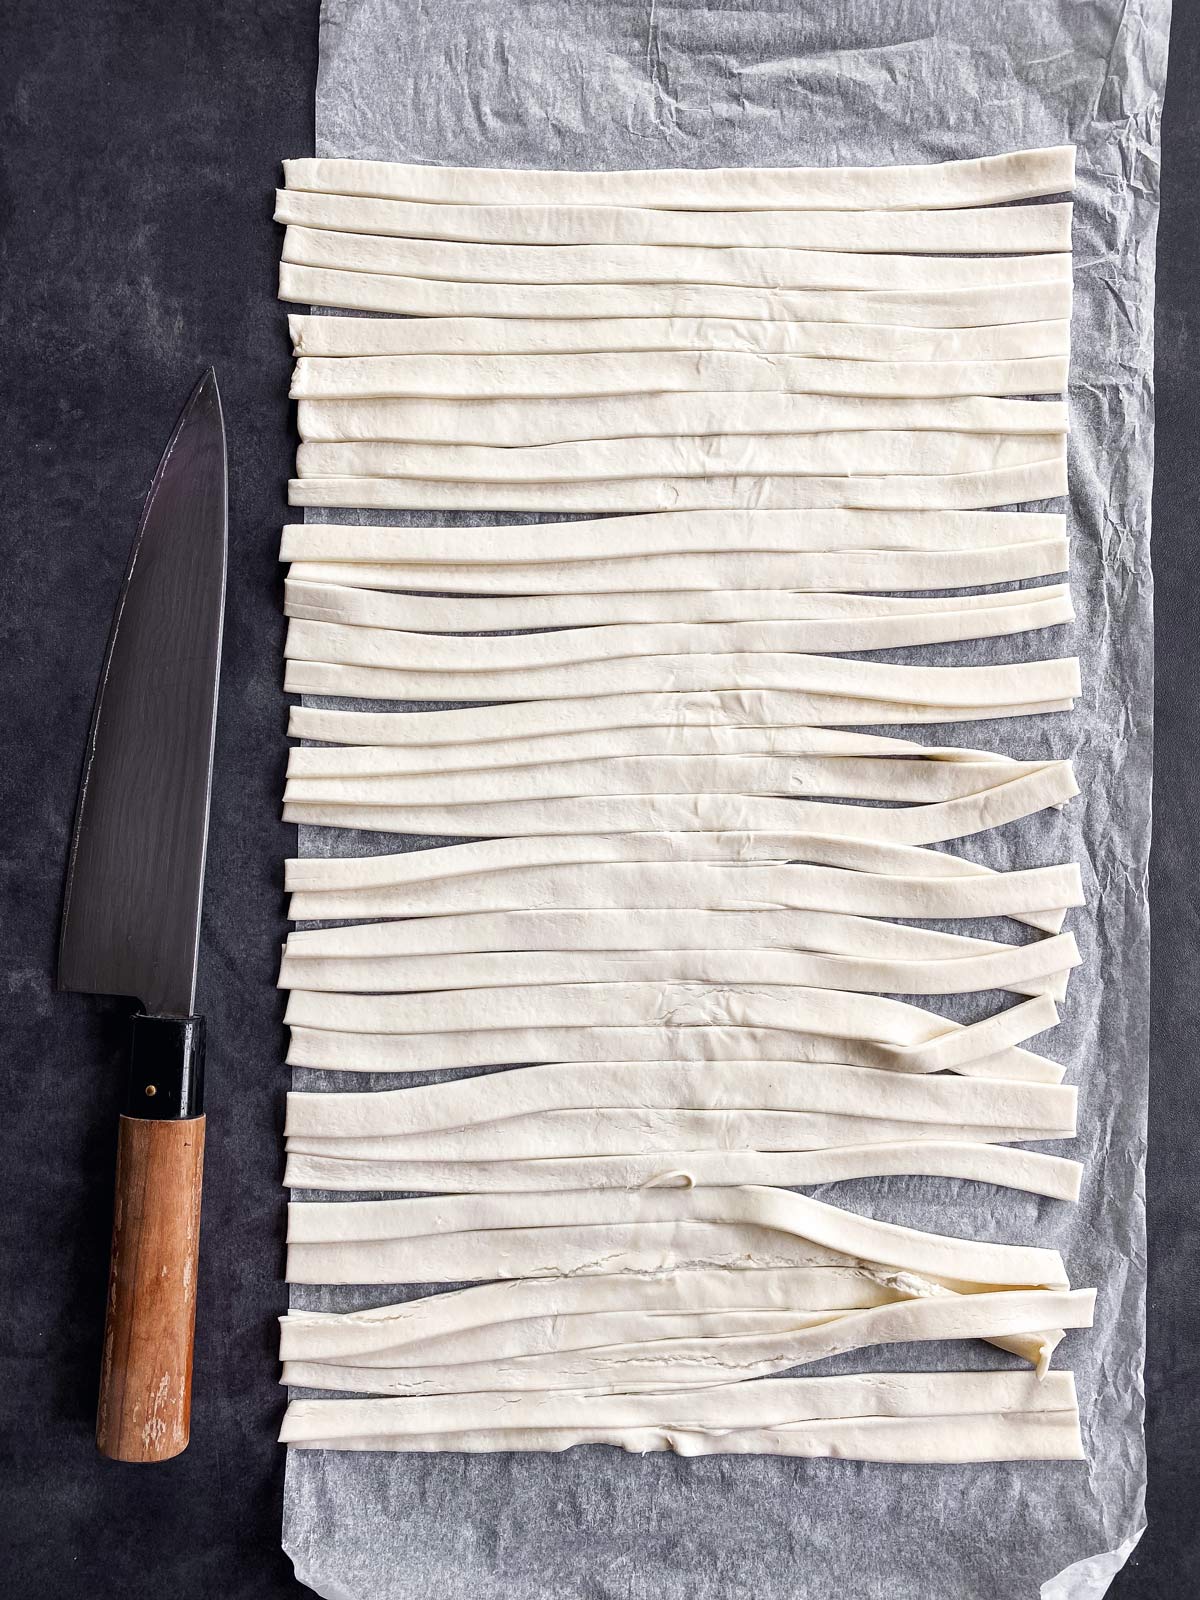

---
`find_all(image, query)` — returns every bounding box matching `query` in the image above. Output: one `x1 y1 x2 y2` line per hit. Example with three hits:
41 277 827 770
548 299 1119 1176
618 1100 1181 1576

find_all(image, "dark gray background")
0 2 1192 1596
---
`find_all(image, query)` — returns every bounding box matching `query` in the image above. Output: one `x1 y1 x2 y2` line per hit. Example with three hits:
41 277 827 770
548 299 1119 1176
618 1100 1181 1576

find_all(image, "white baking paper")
282 2 1167 1594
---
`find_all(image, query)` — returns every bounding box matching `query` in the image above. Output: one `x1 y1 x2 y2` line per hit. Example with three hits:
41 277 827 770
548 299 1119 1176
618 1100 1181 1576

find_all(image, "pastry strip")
276 193 1072 253
283 637 1080 703
281 508 1065 561
284 600 1072 675
287 861 1080 931
286 457 1067 512
286 722 1021 774
281 147 1075 210
280 769 1078 843
284 1184 1069 1286
281 226 1072 293
285 1059 1075 1137
277 933 1080 1002
290 349 1069 400
279 259 1074 326
289 312 1071 364
295 433 1062 484
278 1285 1092 1392
294 393 1068 446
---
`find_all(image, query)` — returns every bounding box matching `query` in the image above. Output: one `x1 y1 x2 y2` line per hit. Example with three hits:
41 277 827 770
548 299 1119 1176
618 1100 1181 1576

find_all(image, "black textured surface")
0 2 1193 1596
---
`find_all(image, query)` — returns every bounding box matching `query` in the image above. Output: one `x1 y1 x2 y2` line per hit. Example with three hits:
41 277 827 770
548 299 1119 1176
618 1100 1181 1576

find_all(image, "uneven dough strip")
296 433 1063 485
282 227 1072 294
284 601 1071 677
284 638 1080 704
286 722 1021 776
282 979 1060 1056
285 1058 1074 1138
277 1267 1023 1351
277 1283 1093 1388
287 865 1079 935
287 1114 1075 1161
284 751 1066 806
282 147 1076 210
284 1388 1088 1465
285 833 1076 936
282 1142 1081 1200
285 1020 1063 1084
288 459 1067 512
285 1184 1068 1286
280 260 1074 327
282 768 1078 845
284 989 1062 1080
277 932 1080 1002
291 350 1069 401
279 1285 1092 1396
285 574 1070 631
282 508 1065 562
276 1272 1085 1398
284 911 1065 966
289 312 1072 364
277 193 1072 254
287 549 1070 600
296 394 1068 449
285 696 1075 759
283 993 1064 1085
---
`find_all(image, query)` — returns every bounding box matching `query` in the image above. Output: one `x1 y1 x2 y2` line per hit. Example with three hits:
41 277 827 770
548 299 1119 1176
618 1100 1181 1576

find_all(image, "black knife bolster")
125 1014 206 1118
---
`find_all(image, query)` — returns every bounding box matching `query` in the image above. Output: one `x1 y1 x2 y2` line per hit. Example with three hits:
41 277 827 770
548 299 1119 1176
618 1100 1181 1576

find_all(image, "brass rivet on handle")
145 1084 157 1098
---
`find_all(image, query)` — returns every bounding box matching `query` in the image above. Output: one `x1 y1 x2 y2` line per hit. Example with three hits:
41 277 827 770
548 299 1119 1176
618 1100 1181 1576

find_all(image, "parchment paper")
282 2 1166 1594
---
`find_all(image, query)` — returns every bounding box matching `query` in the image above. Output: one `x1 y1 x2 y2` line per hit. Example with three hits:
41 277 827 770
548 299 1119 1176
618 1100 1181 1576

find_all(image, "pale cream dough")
282 979 1056 1057
294 393 1068 449
281 148 1075 210
288 311 1071 364
283 599 1072 677
289 349 1068 401
280 765 1079 844
285 1116 1073 1162
284 1183 1069 1287
282 758 1071 819
285 860 1081 932
280 508 1066 562
283 830 1076 936
284 575 1069 630
281 225 1072 293
276 934 1080 1004
276 1272 1082 1363
276 191 1072 253
278 1370 1084 1460
286 547 1070 599
285 1058 1074 1138
287 457 1068 512
282 633 1079 705
285 1022 1063 1084
281 1142 1082 1202
283 689 1077 752
284 988 1063 1081
285 721 1021 775
277 1285 1092 1394
282 909 1064 985
295 432 1062 485
279 257 1074 326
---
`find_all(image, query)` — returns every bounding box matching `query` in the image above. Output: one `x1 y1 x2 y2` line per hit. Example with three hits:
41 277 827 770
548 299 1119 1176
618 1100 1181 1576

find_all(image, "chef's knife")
58 369 227 1464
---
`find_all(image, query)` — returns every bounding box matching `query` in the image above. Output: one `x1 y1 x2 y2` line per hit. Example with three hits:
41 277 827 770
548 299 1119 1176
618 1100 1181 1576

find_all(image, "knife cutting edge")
58 369 228 1463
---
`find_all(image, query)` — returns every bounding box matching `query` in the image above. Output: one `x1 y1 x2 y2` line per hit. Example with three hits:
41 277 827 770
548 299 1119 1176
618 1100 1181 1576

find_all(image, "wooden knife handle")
96 1113 206 1462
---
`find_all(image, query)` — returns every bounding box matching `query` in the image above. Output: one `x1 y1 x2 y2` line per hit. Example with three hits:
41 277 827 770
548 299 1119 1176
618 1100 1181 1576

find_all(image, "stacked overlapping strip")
276 146 1089 1462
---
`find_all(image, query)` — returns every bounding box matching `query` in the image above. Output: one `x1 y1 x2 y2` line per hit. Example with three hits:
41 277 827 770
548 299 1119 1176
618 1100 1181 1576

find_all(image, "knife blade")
58 368 227 1463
